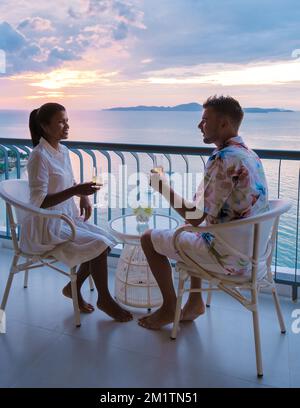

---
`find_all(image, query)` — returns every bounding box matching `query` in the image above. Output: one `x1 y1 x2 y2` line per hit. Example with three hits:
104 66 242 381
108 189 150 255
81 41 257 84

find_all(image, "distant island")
104 102 201 112
104 102 293 113
242 107 293 113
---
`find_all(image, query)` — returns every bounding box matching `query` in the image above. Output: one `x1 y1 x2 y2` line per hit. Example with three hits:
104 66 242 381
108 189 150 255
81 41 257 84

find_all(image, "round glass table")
109 214 179 309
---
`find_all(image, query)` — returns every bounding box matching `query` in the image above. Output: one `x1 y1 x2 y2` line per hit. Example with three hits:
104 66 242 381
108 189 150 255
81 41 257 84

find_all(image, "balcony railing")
0 138 299 300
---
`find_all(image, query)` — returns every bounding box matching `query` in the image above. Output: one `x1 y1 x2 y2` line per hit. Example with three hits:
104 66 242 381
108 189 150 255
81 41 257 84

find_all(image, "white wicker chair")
170 199 292 377
0 179 85 329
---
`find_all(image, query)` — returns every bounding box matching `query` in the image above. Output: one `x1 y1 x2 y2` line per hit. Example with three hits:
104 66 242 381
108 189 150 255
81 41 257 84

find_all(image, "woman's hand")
149 170 169 194
41 182 99 209
80 196 92 221
74 182 99 196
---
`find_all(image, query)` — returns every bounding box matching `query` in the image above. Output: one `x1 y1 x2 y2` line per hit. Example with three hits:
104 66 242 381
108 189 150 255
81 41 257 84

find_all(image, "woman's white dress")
20 137 117 268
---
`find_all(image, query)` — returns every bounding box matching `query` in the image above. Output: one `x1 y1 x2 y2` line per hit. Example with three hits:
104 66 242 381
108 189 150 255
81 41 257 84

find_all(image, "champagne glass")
151 154 166 209
152 154 165 175
92 166 104 208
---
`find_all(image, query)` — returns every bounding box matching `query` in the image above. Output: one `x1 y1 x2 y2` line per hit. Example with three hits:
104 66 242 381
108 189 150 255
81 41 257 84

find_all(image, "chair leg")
171 275 185 340
70 267 81 328
23 257 29 288
206 282 213 307
1 255 19 311
251 289 263 377
1 273 14 311
271 287 286 333
88 275 95 291
23 269 29 288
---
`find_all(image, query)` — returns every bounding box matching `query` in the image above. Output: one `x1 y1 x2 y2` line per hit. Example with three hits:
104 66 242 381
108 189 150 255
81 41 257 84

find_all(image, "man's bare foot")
138 305 176 330
62 284 95 313
97 297 133 322
180 295 205 322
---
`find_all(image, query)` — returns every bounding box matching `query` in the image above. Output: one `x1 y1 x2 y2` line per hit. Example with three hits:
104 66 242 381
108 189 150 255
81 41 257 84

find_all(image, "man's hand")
80 196 92 221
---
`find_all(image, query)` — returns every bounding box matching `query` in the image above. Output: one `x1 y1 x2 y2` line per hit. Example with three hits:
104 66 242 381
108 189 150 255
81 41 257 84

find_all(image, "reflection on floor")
0 247 299 388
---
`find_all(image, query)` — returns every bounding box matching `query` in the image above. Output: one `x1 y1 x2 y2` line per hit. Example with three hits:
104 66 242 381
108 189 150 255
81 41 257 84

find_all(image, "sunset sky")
0 0 300 110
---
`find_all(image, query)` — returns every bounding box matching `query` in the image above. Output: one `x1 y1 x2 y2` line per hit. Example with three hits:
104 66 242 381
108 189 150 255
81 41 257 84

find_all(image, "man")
139 95 269 330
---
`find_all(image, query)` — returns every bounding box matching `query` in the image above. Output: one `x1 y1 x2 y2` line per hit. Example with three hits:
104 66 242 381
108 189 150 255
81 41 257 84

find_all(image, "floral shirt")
194 136 269 275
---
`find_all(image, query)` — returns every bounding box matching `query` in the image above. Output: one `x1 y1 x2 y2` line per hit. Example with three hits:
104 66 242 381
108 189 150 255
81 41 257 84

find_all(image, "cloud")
112 22 128 40
113 0 146 29
12 68 119 89
130 0 300 75
0 21 44 73
0 0 299 100
18 17 54 32
0 0 146 75
145 60 300 86
47 47 80 66
87 0 111 15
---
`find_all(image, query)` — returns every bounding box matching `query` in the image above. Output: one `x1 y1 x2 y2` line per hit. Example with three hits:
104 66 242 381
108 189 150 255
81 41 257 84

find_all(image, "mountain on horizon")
104 102 201 112
103 103 293 113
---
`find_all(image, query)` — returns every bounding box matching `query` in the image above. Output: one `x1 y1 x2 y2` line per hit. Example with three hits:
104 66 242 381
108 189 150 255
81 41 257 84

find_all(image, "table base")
114 244 163 308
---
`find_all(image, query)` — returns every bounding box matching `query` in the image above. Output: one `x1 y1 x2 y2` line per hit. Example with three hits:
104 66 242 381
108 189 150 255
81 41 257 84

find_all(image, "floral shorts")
150 228 226 274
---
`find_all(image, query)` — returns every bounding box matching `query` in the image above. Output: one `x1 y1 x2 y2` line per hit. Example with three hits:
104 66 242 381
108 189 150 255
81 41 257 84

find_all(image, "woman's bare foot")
97 297 133 322
62 283 95 313
138 304 176 330
180 295 205 322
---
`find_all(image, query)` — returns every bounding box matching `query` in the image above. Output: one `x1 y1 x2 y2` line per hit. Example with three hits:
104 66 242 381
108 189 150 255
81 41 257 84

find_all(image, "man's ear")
220 116 229 129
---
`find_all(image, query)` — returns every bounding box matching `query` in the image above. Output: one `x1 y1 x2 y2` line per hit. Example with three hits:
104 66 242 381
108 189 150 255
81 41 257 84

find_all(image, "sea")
0 109 300 149
0 109 299 272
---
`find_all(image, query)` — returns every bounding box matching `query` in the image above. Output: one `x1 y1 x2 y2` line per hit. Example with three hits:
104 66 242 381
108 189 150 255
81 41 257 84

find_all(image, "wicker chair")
170 199 292 377
0 179 85 329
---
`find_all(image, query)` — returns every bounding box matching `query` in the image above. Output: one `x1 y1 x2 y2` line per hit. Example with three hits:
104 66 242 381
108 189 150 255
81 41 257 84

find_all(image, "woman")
21 102 132 322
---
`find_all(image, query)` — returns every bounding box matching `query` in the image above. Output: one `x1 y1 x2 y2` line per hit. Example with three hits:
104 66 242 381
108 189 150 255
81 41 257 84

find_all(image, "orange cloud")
146 60 300 86
9 69 119 90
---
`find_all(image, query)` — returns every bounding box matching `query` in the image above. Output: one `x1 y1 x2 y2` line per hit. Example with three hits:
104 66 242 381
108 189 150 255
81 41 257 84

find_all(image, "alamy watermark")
0 310 6 334
93 166 205 219
291 49 300 61
291 309 300 334
0 49 6 74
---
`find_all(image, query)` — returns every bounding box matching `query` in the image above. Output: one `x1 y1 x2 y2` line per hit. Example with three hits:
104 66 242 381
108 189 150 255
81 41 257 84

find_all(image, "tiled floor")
0 247 299 388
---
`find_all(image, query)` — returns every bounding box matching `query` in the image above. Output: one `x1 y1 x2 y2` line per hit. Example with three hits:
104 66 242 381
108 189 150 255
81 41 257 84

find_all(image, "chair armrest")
4 196 76 242
59 214 76 242
172 199 292 261
172 225 206 253
172 224 251 263
27 209 76 242
4 193 61 217
172 224 216 246
30 208 76 242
